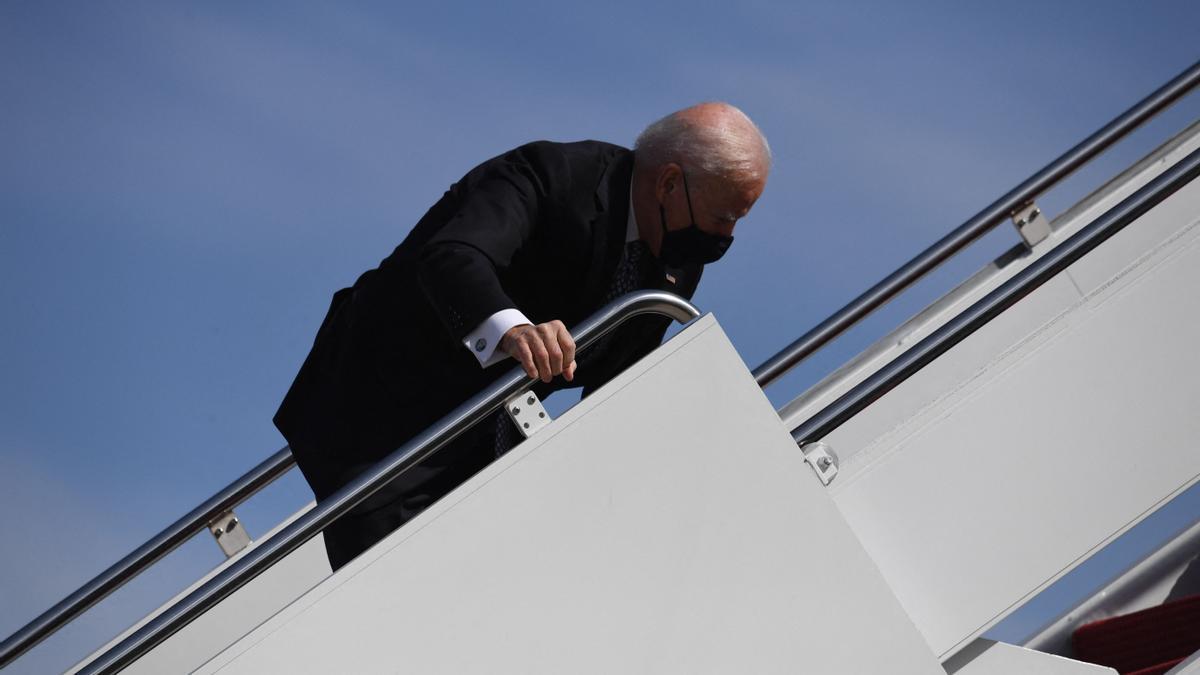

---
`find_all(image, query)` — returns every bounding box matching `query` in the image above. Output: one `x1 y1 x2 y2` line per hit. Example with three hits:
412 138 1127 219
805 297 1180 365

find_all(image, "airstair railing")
0 446 295 668
67 135 1200 672
7 59 1200 674
69 290 700 675
791 144 1200 445
0 291 697 671
752 58 1200 388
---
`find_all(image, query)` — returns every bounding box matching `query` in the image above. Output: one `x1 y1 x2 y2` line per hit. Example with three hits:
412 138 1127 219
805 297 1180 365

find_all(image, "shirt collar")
627 175 677 285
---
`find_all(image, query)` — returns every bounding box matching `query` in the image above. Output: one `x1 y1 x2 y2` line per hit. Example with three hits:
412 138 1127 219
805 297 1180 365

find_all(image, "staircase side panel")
197 316 942 675
829 175 1200 658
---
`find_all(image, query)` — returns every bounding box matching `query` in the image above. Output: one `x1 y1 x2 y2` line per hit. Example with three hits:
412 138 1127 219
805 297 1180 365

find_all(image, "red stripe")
1126 657 1185 675
1073 594 1200 673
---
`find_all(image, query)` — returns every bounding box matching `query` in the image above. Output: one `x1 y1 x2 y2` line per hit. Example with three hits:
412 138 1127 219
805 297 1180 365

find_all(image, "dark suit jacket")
274 140 701 499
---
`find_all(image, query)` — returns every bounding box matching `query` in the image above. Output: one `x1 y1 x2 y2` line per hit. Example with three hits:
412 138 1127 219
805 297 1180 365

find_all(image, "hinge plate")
207 510 252 558
800 442 839 486
1012 201 1052 247
504 390 552 438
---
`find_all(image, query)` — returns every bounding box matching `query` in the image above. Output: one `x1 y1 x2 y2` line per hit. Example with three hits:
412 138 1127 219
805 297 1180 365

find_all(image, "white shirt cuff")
463 308 531 368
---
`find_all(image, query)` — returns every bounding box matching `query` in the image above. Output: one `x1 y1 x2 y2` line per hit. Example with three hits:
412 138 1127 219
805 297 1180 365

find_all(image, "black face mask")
658 170 733 267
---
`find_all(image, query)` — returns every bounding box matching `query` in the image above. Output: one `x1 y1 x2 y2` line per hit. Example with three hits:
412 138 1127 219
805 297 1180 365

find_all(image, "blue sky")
2 2 1199 672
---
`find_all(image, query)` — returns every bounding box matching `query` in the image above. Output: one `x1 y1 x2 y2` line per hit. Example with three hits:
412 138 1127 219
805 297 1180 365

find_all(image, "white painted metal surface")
196 316 942 675
784 135 1200 658
69 506 331 674
945 640 1116 674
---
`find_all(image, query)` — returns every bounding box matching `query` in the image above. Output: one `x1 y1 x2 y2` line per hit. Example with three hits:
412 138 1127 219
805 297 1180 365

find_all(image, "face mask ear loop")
681 169 699 227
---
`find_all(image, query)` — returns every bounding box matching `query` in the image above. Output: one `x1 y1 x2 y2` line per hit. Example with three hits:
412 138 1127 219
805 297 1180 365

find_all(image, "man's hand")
500 320 576 383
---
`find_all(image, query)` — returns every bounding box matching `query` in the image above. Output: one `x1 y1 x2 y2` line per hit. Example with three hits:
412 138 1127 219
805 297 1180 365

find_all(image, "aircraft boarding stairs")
4 62 1200 674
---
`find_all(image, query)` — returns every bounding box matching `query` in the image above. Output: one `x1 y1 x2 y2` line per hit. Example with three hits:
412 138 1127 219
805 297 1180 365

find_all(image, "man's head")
631 102 771 265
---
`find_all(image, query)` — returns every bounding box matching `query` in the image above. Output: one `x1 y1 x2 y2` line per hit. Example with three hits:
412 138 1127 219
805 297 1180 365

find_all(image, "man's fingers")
542 321 564 369
515 340 538 379
547 345 564 377
529 338 552 382
506 321 577 383
501 324 539 378
556 326 576 381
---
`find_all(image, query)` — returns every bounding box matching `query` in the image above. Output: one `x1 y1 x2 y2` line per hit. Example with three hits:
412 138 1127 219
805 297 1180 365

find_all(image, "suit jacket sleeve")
415 145 561 344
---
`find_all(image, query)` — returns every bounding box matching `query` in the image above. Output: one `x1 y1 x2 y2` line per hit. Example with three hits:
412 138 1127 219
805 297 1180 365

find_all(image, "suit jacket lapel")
579 150 635 313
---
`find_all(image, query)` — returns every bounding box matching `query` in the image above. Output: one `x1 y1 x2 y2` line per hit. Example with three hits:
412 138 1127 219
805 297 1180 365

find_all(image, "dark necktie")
604 239 652 303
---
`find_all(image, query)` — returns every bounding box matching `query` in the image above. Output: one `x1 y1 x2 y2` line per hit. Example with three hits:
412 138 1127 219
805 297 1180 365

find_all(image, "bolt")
527 396 535 405
227 518 238 531
538 412 545 418
512 406 520 415
523 422 530 429
214 528 224 536
818 456 833 470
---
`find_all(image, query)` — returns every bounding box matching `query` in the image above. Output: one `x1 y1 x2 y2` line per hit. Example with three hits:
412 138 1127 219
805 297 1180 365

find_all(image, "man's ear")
654 163 682 203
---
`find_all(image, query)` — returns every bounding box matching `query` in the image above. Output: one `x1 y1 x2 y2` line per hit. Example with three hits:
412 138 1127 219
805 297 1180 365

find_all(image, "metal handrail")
67 133 1200 670
0 446 295 668
10 58 1200 673
791 144 1200 444
752 58 1200 388
73 290 700 674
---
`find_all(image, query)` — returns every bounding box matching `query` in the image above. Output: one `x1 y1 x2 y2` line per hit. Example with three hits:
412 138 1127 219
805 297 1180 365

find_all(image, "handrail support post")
1012 200 1052 248
207 511 252 559
800 442 840 486
504 390 553 441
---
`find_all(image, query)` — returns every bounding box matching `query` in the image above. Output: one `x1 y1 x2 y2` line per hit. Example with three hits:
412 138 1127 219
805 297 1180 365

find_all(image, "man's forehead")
707 181 763 216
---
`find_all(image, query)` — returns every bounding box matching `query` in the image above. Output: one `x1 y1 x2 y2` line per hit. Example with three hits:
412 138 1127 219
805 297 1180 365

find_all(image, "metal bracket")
800 442 839 486
207 510 252 558
1012 201 1052 248
504 390 552 438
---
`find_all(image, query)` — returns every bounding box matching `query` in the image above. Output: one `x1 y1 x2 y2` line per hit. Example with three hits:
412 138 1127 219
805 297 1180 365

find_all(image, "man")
275 102 770 570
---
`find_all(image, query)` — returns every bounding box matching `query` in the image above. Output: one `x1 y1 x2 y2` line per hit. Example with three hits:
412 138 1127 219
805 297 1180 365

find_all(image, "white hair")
634 102 771 186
